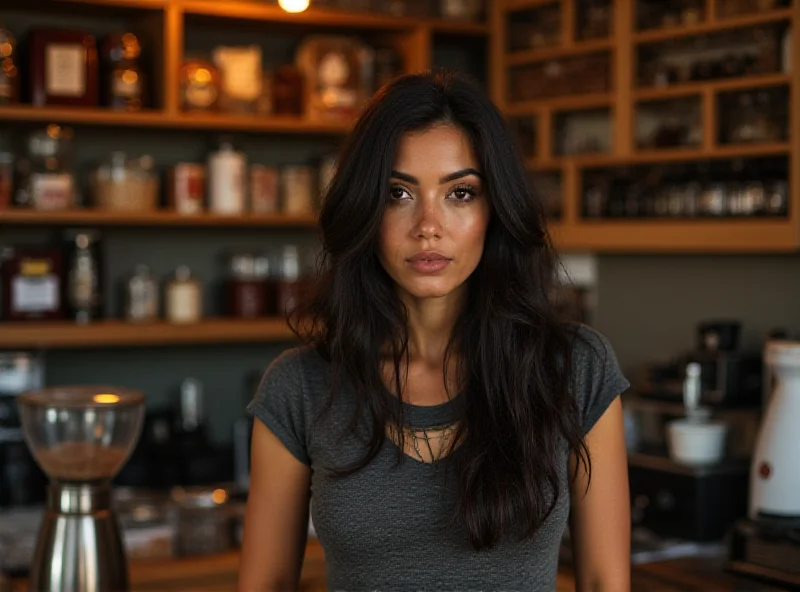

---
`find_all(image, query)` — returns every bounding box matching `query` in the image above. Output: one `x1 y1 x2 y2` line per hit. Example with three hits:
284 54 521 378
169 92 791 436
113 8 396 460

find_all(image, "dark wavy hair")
290 70 588 551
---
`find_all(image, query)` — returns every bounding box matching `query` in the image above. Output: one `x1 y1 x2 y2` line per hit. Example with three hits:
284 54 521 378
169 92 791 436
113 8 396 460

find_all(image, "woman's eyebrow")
390 168 483 185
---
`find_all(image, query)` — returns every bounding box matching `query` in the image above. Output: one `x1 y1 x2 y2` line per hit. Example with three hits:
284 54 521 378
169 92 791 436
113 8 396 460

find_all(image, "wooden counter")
13 541 787 592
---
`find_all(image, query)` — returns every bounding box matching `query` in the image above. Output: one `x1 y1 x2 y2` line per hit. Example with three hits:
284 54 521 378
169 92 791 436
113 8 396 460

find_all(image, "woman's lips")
406 252 452 273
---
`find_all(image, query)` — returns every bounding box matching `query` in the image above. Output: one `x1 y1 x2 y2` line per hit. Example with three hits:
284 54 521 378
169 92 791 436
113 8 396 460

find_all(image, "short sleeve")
572 325 630 435
247 349 310 465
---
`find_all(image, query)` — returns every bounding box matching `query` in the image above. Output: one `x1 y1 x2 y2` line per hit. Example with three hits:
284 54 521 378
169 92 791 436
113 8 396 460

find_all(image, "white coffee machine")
728 340 800 587
749 340 800 519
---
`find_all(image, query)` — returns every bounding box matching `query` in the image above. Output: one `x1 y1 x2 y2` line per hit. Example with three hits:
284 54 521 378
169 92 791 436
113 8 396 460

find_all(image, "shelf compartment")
0 318 297 349
580 156 789 220
553 107 612 157
509 51 612 103
634 73 792 101
0 210 318 227
506 0 562 53
508 114 538 159
529 168 563 220
636 96 703 152
633 7 793 44
636 22 790 92
717 85 789 146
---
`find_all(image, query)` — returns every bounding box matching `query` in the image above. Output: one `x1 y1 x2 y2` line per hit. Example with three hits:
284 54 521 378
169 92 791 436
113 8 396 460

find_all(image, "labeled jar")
125 264 159 323
1 247 64 321
64 230 102 324
280 165 315 215
208 141 246 215
26 125 77 211
181 58 219 112
165 266 202 324
168 163 205 215
225 252 267 318
249 165 279 214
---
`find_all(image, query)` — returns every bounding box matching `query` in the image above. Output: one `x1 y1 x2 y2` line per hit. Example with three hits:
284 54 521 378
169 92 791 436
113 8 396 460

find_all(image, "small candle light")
278 0 309 13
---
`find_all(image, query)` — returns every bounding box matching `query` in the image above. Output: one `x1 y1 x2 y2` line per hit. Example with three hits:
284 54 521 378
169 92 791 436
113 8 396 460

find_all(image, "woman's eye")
449 186 477 202
390 186 410 200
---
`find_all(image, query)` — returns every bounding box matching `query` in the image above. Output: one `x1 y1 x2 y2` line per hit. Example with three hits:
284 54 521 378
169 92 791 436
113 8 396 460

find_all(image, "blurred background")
0 0 798 590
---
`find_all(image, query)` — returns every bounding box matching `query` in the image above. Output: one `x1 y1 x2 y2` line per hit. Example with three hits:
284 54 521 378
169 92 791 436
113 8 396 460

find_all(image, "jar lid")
175 265 192 281
229 252 255 279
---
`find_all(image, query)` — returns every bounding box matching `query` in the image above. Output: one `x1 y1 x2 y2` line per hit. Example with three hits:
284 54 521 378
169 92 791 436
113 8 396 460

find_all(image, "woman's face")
378 124 491 303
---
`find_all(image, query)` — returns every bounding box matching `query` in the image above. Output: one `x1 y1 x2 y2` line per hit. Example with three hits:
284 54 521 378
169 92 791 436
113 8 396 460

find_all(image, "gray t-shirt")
248 324 629 591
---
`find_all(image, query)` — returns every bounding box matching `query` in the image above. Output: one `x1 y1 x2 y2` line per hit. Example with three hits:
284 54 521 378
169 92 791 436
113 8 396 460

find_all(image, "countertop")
10 540 789 592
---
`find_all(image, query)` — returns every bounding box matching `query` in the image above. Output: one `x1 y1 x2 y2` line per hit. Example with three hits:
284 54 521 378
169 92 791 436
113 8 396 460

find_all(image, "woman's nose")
414 200 442 240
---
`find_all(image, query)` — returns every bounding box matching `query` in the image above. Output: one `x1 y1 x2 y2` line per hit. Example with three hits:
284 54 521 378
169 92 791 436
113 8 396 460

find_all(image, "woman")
239 71 631 591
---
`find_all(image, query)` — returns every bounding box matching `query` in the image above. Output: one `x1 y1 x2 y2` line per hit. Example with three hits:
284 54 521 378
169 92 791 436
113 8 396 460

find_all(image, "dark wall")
592 254 800 385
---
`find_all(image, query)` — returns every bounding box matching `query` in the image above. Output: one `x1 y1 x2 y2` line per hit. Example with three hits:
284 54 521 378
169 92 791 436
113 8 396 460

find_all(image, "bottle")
64 231 102 324
125 264 159 323
165 266 202 324
103 32 145 111
208 140 246 215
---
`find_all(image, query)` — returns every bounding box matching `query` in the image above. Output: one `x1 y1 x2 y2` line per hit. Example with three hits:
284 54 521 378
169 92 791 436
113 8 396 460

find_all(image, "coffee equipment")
17 386 144 592
639 320 762 407
626 321 764 543
728 340 800 587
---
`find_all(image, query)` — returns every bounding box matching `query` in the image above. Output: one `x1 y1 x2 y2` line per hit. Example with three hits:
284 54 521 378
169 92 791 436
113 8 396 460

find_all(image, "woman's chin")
397 278 466 301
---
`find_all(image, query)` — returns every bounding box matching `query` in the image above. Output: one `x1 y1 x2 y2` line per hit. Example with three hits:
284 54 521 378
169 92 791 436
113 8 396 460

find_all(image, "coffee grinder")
17 386 145 592
728 340 800 587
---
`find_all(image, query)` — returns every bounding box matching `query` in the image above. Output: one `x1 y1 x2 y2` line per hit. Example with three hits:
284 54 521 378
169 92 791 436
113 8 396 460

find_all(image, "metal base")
29 482 129 592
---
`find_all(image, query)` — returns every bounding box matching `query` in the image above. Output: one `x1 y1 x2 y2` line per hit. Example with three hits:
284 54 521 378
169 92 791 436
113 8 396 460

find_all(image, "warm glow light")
93 393 121 404
278 0 309 13
212 488 228 504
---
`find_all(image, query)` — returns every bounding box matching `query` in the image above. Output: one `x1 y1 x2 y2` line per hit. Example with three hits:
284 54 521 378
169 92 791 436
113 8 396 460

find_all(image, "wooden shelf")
554 219 798 253
0 210 318 228
506 38 614 67
635 73 792 102
633 8 793 44
526 144 790 170
180 0 487 34
0 318 297 349
506 93 613 115
0 105 352 135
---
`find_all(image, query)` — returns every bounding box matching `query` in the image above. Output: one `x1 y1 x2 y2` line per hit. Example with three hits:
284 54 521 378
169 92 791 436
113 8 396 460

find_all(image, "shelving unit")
0 0 488 351
491 0 800 253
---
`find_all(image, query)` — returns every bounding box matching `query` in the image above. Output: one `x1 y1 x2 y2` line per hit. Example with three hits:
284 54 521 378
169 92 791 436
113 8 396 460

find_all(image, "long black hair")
291 70 588 551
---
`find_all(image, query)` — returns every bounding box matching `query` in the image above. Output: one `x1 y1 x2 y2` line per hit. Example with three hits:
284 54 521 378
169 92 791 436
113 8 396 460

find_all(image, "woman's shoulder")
564 323 630 434
262 344 331 388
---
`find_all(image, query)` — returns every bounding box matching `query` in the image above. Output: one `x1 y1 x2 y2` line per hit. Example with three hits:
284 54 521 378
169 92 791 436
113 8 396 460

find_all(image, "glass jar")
103 32 145 111
25 125 77 211
125 264 159 323
180 57 220 112
91 152 159 211
165 266 202 324
0 25 19 105
249 165 279 214
280 165 315 215
225 252 267 319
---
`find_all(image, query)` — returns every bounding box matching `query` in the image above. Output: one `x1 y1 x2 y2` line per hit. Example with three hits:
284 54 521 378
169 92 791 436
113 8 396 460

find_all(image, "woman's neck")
399 289 465 367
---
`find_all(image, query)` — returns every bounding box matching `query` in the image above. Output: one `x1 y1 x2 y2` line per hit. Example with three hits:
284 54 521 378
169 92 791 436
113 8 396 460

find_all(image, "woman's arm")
569 396 631 592
238 419 312 592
